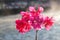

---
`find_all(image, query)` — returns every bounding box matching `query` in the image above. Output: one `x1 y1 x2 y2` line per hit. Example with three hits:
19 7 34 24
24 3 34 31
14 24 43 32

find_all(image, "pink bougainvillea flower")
43 17 54 30
16 19 32 33
20 11 32 22
20 11 26 16
29 6 44 17
28 6 44 30
30 15 44 30
29 6 37 17
29 6 35 12
15 6 54 34
37 7 44 13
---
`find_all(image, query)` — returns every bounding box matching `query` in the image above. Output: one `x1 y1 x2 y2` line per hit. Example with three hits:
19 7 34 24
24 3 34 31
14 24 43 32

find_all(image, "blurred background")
0 0 60 40
0 0 51 15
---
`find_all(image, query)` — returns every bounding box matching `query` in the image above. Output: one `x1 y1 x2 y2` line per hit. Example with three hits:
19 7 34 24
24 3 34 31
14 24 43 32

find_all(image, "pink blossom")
16 19 31 33
43 17 54 30
15 6 54 33
37 7 44 13
31 16 44 30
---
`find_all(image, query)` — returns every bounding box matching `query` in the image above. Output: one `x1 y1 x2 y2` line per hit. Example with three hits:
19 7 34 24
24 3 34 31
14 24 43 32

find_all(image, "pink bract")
15 6 54 33
44 17 54 30
16 20 32 33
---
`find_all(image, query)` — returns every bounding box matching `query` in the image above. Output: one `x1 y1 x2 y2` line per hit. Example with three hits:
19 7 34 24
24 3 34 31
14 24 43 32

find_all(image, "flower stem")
35 30 38 40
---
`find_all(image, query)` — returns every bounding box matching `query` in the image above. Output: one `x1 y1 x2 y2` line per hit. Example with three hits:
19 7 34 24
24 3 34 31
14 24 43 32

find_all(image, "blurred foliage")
0 0 50 16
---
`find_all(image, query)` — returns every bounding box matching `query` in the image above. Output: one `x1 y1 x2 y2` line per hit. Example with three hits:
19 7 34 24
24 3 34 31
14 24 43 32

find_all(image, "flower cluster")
15 6 54 33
